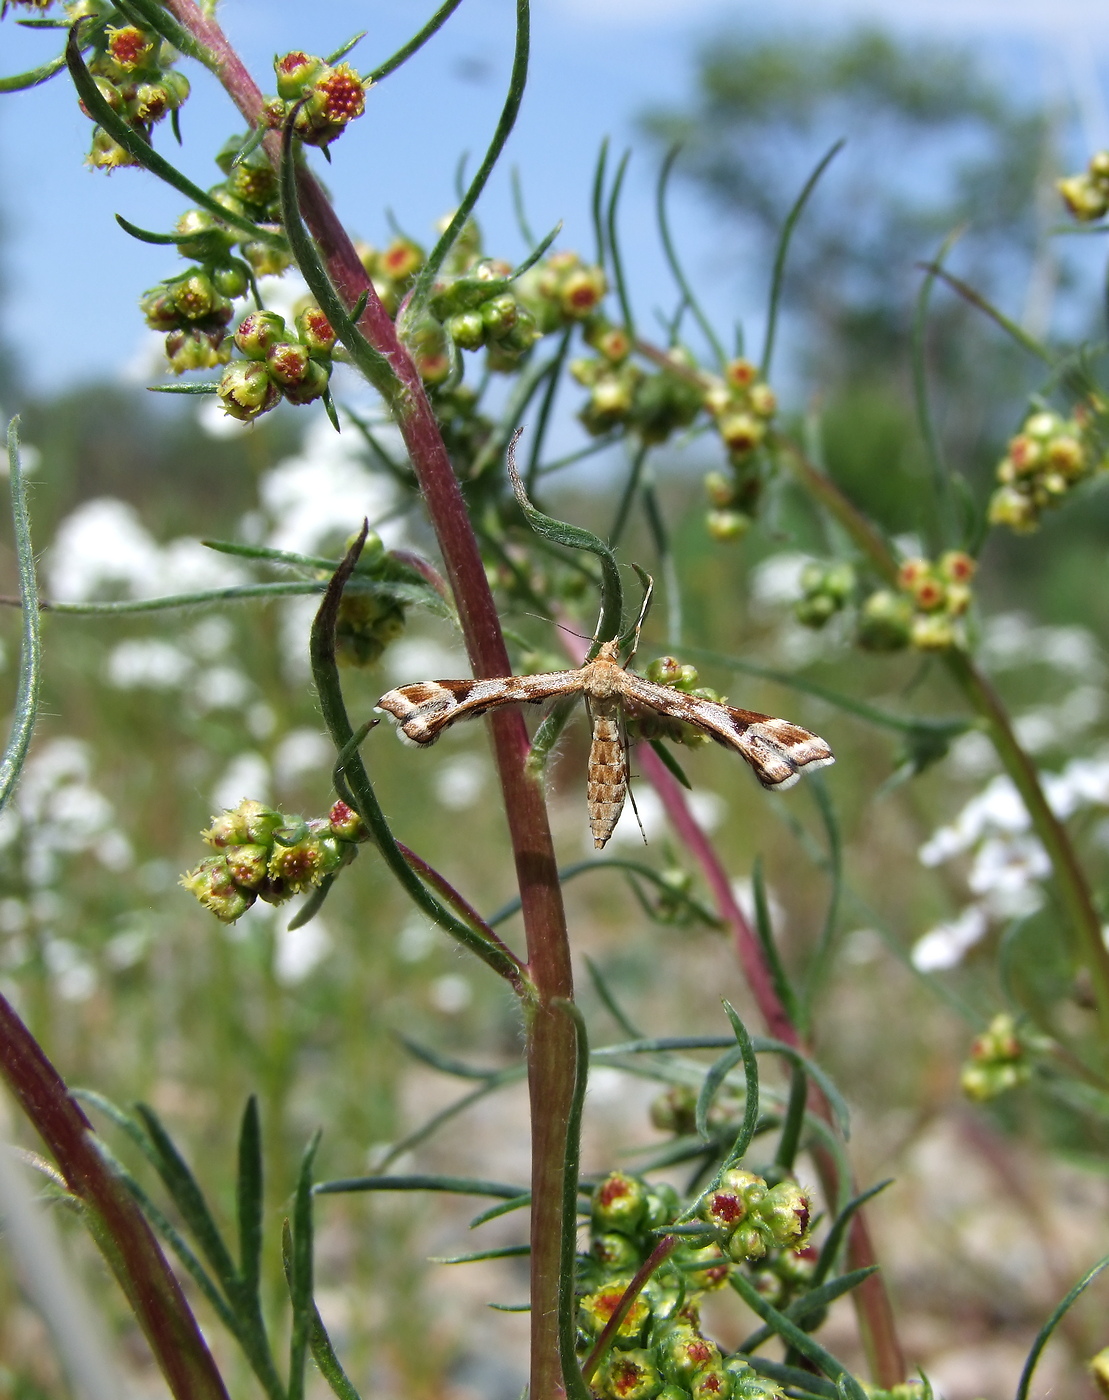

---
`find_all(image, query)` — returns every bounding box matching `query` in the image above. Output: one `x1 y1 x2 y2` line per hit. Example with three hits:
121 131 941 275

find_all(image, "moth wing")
620 672 834 790
376 671 584 747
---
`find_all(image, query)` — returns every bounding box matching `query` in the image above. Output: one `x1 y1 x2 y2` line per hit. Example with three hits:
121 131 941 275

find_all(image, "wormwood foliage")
1 3 1109 1398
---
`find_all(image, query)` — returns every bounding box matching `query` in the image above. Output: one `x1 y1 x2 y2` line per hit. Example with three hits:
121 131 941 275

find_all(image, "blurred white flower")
106 639 192 690
43 938 98 1002
211 752 271 811
980 612 1104 681
749 553 812 608
396 915 435 962
429 973 472 1013
47 498 245 601
386 637 467 686
190 666 252 712
434 753 488 811
731 876 786 933
274 916 332 985
911 905 989 972
186 616 235 659
603 785 725 852
273 728 332 787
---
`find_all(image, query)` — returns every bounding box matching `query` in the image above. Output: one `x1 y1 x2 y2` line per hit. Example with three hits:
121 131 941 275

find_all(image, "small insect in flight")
375 638 834 850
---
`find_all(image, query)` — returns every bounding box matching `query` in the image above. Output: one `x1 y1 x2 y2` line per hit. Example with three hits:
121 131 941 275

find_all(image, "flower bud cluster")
628 658 725 751
697 1168 813 1264
960 1013 1031 1102
217 306 336 421
141 271 236 374
572 338 703 446
264 51 370 150
793 560 856 630
857 552 976 654
180 798 367 923
358 237 426 318
578 1169 796 1400
1058 152 1109 222
987 410 1096 533
79 13 190 170
702 360 778 541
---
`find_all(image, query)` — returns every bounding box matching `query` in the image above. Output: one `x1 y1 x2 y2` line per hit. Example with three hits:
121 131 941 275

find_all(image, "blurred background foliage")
1 20 1108 1400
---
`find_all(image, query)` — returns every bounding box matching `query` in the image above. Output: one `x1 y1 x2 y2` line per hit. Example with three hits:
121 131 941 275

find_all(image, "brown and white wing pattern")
376 670 584 746
620 672 834 791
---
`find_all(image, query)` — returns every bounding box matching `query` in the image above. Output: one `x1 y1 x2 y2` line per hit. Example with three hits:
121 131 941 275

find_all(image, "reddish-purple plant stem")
581 1235 680 1381
0 992 229 1400
163 8 576 1396
635 743 906 1388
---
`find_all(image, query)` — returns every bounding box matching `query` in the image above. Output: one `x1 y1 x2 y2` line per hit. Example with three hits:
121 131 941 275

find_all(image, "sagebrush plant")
2 3 1109 1399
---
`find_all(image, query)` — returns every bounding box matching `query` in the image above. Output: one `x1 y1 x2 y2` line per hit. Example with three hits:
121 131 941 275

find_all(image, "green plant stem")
163 8 577 1395
776 433 1109 1047
0 995 229 1400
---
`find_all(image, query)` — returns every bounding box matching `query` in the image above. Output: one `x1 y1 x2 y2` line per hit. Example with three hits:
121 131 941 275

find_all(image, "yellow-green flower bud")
180 856 255 923
856 590 912 651
1088 1346 1109 1398
235 310 288 359
592 1171 649 1235
602 1351 663 1400
218 362 281 421
706 510 750 542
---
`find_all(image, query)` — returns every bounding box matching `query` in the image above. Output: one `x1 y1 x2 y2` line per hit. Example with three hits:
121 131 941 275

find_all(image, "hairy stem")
163 7 575 1394
0 994 229 1400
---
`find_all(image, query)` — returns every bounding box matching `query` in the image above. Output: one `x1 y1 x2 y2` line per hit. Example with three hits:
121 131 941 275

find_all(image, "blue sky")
3 0 1109 395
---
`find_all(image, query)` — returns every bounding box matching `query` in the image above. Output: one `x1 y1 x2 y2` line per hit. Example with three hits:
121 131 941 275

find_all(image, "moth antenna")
621 564 655 662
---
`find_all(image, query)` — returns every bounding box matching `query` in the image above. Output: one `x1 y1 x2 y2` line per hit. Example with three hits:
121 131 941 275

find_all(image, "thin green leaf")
65 30 279 244
761 140 843 378
488 1302 531 1312
377 1072 526 1172
327 31 367 64
0 421 42 814
286 874 337 930
367 0 467 83
812 1180 893 1287
525 327 572 490
148 382 220 394
310 532 524 983
315 1173 528 1200
744 1357 837 1400
738 1266 878 1354
1015 1252 1109 1400
695 1044 743 1142
236 1097 263 1303
641 481 682 644
656 145 725 367
728 1271 867 1399
229 124 268 168
753 1037 851 1142
556 998 594 1400
920 261 1054 365
585 956 644 1039
606 149 635 337
277 112 395 396
752 858 800 1027
591 138 610 270
0 52 67 91
511 166 536 246
397 1035 502 1081
288 1132 321 1400
487 857 721 930
718 1003 760 1171
801 776 843 1027
524 694 581 779
506 427 623 647
647 739 693 791
912 229 962 548
469 1193 532 1228
309 1302 363 1400
135 1104 240 1299
403 0 530 322
774 1062 808 1174
432 1245 530 1264
609 441 651 548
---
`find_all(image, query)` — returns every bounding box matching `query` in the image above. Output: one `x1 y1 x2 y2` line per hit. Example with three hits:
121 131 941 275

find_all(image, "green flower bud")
645 656 684 687
180 855 255 923
602 1350 663 1400
560 265 607 318
649 1084 698 1134
171 272 225 324
212 263 249 298
748 383 777 419
592 1171 649 1235
106 25 154 72
987 484 1039 532
794 593 837 629
704 471 737 508
856 590 912 652
235 310 288 359
449 310 487 350
328 800 365 841
644 1181 680 1231
910 614 955 651
593 1232 642 1273
1088 1346 1109 1398
726 1223 767 1262
660 1327 720 1385
293 63 368 148
705 510 750 542
203 800 283 847
723 1359 782 1400
268 832 343 893
295 306 337 356
274 50 327 100
757 1181 812 1250
241 240 294 278
690 1367 732 1400
579 1281 650 1343
717 412 764 456
224 843 270 890
227 159 278 210
165 328 230 374
218 361 281 421
675 665 700 692
265 341 312 388
1058 173 1108 221
87 126 141 170
281 359 331 405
